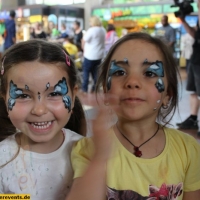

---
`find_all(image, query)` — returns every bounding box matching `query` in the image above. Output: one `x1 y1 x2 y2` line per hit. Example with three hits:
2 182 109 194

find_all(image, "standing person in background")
31 22 47 40
73 21 83 52
176 0 200 136
180 32 194 73
81 16 106 94
156 15 176 53
3 10 16 50
105 24 118 55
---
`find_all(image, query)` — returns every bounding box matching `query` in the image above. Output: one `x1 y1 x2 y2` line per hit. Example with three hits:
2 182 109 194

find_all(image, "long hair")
0 97 16 142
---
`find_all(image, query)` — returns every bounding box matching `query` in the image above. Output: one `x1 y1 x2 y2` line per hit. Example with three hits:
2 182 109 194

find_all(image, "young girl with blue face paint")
66 32 200 200
0 39 86 199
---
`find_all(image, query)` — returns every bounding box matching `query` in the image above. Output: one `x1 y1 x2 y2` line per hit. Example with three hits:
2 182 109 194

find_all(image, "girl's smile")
28 120 54 134
5 61 77 148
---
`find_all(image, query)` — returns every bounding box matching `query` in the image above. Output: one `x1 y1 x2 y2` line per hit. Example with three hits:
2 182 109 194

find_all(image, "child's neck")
114 121 166 159
117 120 158 139
16 131 65 154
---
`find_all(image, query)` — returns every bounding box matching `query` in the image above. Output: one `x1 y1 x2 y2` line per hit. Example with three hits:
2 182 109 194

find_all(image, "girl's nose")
124 75 141 89
31 102 48 116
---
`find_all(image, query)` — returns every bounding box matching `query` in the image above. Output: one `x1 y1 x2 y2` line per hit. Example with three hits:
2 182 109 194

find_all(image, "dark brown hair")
0 97 16 142
107 24 115 32
0 39 86 137
96 32 180 125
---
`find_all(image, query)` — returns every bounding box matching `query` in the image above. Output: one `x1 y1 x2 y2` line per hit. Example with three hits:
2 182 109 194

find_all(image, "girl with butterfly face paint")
67 33 200 200
0 40 86 198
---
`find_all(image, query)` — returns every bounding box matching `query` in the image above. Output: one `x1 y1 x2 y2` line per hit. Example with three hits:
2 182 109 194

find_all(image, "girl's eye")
113 70 126 76
144 71 156 77
49 92 62 97
17 94 30 99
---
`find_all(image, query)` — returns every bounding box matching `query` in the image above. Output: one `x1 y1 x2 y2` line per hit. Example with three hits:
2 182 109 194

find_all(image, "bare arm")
180 0 200 38
81 39 85 50
66 157 107 200
66 103 114 200
183 190 200 200
12 37 16 44
180 18 196 38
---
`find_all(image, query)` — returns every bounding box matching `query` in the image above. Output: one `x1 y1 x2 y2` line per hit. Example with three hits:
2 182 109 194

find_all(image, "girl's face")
5 61 77 145
105 39 170 123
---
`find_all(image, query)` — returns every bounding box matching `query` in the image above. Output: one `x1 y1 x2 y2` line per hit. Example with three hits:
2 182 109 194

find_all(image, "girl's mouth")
29 121 53 130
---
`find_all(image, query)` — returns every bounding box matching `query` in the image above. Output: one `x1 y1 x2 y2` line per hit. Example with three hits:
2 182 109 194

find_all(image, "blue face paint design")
145 60 164 77
45 82 50 91
38 92 41 101
54 77 71 112
155 78 165 93
107 61 126 91
8 80 23 111
25 85 29 90
144 60 165 93
123 58 128 64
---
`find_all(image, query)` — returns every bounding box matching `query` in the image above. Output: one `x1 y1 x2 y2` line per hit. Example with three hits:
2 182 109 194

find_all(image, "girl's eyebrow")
114 58 129 66
16 87 33 93
16 86 55 93
142 59 161 66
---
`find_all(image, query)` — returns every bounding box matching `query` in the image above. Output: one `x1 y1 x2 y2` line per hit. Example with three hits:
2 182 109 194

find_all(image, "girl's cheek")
47 100 71 113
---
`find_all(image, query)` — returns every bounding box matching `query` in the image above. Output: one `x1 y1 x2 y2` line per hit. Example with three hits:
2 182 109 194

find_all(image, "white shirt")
83 26 106 60
0 129 82 200
180 33 194 59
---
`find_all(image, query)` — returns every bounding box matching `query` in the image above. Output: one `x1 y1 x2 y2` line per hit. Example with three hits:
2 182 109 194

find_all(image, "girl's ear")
72 85 78 107
70 85 79 111
162 92 170 107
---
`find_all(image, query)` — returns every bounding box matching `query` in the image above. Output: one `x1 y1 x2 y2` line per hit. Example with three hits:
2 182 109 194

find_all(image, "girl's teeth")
31 121 52 129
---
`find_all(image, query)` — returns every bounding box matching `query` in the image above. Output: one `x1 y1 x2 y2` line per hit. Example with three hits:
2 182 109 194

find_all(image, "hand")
179 16 186 23
91 93 118 161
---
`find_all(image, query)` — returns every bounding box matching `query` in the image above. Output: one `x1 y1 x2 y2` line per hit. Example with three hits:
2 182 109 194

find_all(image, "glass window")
74 0 85 3
26 0 85 5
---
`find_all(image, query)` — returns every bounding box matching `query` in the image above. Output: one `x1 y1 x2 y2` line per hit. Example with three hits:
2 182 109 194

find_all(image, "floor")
77 68 200 142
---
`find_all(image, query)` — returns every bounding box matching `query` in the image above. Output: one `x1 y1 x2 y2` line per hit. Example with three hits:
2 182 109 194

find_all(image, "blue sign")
180 15 198 34
0 11 9 20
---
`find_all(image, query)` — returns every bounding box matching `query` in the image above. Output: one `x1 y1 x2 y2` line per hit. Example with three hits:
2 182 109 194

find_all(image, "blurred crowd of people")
26 16 124 94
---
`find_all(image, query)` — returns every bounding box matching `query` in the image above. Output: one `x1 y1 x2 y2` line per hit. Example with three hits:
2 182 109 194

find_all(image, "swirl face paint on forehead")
144 59 165 93
54 77 71 112
107 59 127 91
8 80 23 111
